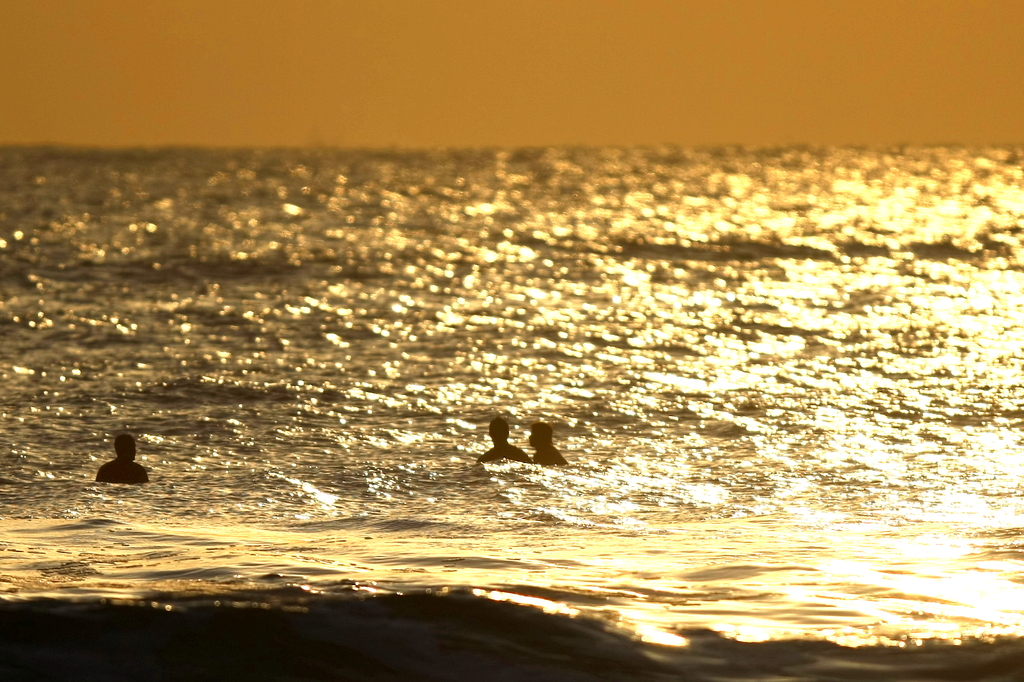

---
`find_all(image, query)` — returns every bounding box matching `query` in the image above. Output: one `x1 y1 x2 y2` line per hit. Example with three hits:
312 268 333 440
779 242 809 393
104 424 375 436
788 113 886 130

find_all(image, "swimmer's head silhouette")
114 434 137 461
489 417 510 443
96 433 149 484
528 421 553 448
529 421 568 465
477 416 532 464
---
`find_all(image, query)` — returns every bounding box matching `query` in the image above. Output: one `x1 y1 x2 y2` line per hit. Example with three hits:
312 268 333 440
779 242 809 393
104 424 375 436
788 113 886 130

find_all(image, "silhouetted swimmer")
529 422 568 466
95 434 149 484
477 417 532 464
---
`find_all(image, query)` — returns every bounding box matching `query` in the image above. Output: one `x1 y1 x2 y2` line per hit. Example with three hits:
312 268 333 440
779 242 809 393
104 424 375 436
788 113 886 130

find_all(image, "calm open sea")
3 146 1024 680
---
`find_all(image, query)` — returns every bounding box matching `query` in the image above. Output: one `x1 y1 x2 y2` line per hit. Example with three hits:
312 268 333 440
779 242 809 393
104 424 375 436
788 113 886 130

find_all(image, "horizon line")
2 141 1023 153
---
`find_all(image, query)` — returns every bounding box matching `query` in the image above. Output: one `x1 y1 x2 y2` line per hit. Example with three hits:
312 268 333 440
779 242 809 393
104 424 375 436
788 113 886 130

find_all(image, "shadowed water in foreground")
5 590 1024 682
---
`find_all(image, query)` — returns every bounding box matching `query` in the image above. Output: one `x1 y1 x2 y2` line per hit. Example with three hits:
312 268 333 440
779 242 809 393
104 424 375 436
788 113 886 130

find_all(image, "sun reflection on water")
6 146 1024 643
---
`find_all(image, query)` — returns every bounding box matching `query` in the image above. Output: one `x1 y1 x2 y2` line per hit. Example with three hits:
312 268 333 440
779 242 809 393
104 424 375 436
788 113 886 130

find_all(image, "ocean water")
3 145 1024 680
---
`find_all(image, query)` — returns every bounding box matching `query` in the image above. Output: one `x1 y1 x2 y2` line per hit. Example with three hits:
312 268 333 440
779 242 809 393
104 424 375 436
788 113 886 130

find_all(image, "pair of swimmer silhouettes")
477 417 568 466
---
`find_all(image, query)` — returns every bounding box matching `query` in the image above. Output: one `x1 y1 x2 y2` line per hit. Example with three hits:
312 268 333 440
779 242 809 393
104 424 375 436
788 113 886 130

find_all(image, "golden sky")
1 0 1021 148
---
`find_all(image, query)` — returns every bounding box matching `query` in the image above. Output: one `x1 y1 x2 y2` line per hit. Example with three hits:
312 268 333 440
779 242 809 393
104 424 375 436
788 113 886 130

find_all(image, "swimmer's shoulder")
96 460 148 484
477 447 500 463
533 447 568 466
507 445 532 463
130 462 149 483
95 461 115 482
478 444 532 464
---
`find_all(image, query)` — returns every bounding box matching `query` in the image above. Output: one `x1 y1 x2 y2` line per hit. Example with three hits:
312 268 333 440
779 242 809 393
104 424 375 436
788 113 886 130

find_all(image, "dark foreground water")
3 145 1024 680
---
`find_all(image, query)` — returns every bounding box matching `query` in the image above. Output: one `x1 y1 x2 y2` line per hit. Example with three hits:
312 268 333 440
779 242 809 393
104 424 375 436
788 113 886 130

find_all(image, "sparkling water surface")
4 146 1024 670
